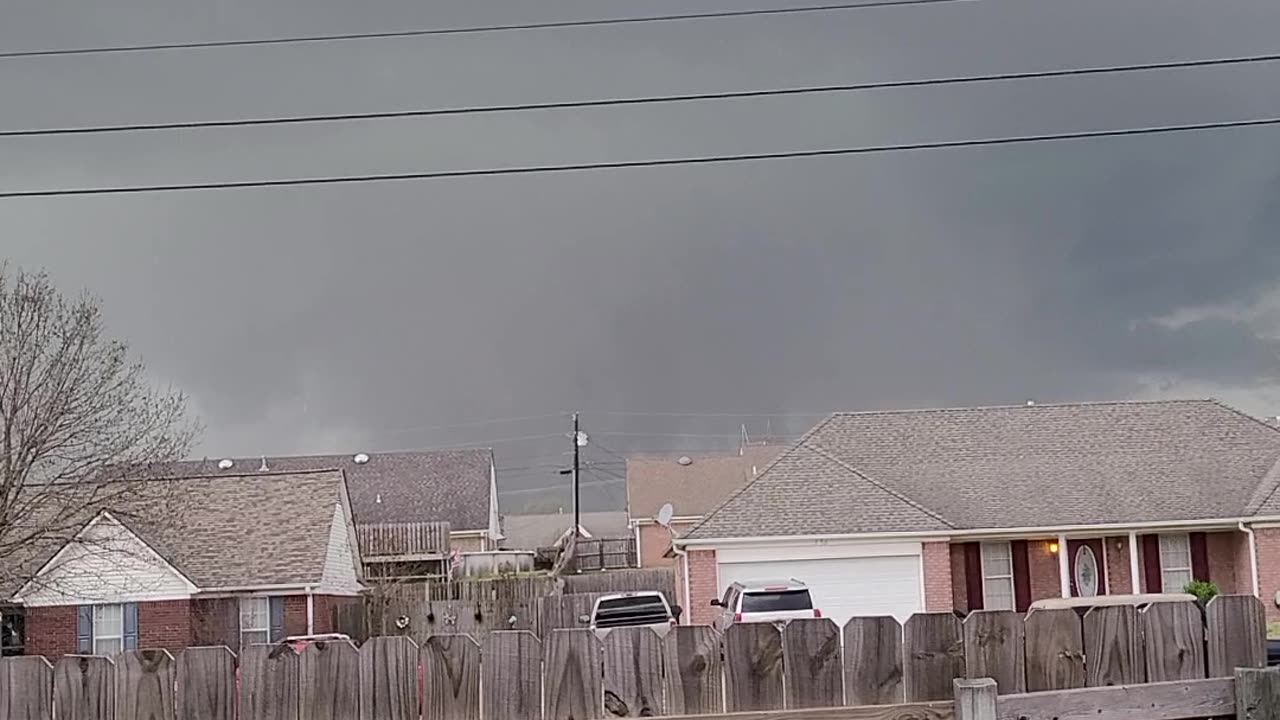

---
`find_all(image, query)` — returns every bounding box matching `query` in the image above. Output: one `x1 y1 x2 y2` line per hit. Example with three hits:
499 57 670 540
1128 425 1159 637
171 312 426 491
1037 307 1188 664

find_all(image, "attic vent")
677 456 692 466
1025 399 1036 406
353 453 370 464
217 458 234 470
375 493 383 504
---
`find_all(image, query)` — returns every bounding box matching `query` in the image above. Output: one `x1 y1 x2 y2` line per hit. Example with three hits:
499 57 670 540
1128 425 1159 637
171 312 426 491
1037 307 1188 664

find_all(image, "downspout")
1239 521 1261 597
305 586 315 635
670 536 691 624
634 523 642 568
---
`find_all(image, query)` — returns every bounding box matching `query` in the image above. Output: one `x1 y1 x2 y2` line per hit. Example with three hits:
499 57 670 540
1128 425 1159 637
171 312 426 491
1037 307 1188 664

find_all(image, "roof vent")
375 493 383 504
677 456 692 466
353 453 370 464
1025 399 1036 406
217 458 234 470
258 456 269 472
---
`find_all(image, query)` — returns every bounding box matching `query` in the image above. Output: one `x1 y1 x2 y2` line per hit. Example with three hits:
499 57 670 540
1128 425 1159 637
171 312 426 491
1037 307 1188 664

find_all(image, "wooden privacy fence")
0 595 1265 720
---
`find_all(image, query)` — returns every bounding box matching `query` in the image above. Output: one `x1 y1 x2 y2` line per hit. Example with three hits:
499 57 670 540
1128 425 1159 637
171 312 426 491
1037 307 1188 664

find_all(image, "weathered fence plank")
299 640 360 720
239 645 300 720
1235 667 1280 720
53 656 115 720
1 656 54 720
997 677 1235 720
783 619 844 709
116 650 175 720
1208 594 1266 678
422 635 481 720
843 616 904 706
177 647 236 720
904 613 965 702
963 610 1025 695
724 622 784 712
1083 605 1139 687
602 628 666 717
484 632 543 720
1024 609 1084 692
663 626 723 716
359 637 419 720
544 629 603 720
954 678 997 720
1141 602 1205 682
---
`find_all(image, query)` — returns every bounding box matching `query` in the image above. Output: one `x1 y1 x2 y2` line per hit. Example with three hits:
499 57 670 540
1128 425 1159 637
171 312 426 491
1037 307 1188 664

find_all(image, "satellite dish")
656 503 675 528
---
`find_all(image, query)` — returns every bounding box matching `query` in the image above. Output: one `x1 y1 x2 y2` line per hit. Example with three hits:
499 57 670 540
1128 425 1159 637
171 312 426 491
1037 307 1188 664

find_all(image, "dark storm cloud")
4 0 1280 510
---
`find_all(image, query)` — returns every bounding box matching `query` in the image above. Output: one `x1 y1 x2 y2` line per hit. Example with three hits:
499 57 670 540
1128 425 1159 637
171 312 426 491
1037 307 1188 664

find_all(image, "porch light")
1048 541 1060 554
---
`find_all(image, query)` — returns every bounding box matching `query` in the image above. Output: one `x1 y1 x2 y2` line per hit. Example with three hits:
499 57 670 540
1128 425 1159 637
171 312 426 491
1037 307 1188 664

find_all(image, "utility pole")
572 411 581 538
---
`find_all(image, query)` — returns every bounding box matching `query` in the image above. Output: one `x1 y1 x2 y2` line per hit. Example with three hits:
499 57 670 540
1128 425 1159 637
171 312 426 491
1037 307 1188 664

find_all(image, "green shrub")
1183 579 1219 603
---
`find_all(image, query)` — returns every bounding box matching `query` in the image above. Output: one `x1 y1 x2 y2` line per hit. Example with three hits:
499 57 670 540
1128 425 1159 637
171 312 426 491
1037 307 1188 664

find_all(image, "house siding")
638 522 695 568
319 503 363 595
686 550 719 625
922 542 953 611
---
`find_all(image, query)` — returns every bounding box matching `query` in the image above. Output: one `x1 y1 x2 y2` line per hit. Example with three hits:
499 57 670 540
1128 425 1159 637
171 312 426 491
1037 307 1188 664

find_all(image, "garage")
716 543 923 625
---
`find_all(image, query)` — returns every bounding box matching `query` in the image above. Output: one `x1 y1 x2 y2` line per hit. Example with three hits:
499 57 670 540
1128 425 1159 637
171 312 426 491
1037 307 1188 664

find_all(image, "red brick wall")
1206 531 1242 594
25 605 77 658
1254 527 1280 622
138 600 193 651
310 595 360 635
283 595 309 637
1235 530 1256 596
922 542 952 611
1028 538 1062 602
949 544 969 613
1104 536 1133 594
685 549 719 625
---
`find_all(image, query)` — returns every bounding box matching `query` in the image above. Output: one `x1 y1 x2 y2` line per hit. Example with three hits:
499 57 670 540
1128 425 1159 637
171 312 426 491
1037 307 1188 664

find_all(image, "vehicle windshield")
741 590 812 613
594 596 671 628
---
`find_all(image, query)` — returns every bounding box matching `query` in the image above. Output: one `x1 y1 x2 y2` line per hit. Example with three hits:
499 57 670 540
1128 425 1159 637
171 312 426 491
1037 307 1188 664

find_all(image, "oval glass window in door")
1074 545 1100 597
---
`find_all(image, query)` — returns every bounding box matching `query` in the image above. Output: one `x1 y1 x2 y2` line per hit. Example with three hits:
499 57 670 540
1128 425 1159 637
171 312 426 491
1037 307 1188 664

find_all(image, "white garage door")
718 554 923 625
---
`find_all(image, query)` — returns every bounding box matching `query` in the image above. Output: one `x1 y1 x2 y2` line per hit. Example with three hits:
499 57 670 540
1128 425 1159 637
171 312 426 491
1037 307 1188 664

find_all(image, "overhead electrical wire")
3 116 1278 199
0 0 974 59
5 52 1278 139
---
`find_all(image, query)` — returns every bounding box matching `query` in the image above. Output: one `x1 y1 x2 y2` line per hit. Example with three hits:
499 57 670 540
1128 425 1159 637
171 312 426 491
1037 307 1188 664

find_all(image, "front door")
1067 538 1106 597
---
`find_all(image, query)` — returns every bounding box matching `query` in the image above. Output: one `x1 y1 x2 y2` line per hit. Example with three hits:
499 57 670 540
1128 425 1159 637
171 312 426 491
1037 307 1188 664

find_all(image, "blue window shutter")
76 606 93 654
123 603 140 651
269 598 285 642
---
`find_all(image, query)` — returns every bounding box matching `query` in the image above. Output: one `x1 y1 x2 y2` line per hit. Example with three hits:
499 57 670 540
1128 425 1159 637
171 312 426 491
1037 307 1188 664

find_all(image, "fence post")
1236 667 1280 720
954 678 997 720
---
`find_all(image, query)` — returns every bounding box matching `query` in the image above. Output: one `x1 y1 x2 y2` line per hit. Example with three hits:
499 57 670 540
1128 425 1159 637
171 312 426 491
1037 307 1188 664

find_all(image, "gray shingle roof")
686 400 1280 540
627 446 784 520
158 449 493 530
8 469 350 596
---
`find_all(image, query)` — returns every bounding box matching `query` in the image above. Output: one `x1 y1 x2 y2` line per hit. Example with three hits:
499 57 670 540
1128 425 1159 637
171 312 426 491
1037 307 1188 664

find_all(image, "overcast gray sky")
4 0 1280 510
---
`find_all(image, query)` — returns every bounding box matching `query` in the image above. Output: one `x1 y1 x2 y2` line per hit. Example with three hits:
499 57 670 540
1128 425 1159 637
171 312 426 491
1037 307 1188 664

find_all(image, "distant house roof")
627 445 783 521
156 449 494 530
10 469 356 599
501 511 630 549
686 400 1280 540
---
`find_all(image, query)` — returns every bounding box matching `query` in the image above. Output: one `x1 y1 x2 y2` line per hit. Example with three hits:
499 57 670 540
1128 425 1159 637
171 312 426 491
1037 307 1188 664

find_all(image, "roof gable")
16 511 198 606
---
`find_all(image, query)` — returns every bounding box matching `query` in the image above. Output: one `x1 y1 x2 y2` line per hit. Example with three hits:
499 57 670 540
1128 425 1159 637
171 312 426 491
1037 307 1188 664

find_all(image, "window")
1159 534 1193 592
239 597 271 646
92 605 124 655
741 590 813 613
981 542 1015 610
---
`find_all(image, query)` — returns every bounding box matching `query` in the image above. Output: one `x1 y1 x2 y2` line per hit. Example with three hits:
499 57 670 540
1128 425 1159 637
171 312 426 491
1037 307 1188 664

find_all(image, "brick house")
626 445 782 568
674 400 1280 626
6 469 363 657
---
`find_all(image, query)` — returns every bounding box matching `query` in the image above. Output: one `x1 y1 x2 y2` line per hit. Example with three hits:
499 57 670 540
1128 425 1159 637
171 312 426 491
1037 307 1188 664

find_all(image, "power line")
4 116 1276 199
8 52 1278 138
377 412 567 436
590 410 835 418
0 0 973 60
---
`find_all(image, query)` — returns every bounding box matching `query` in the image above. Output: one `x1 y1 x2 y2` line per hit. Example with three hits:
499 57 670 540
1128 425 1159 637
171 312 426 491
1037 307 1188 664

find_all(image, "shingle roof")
626 445 783 520
156 449 493 530
9 469 350 596
501 511 630 549
685 400 1280 540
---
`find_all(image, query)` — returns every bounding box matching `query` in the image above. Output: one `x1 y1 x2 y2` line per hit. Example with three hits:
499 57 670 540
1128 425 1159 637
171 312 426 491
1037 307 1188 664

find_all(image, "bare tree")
0 265 196 599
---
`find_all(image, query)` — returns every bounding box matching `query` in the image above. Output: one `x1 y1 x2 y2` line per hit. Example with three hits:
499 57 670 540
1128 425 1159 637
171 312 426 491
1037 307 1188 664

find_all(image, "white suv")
711 579 819 630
